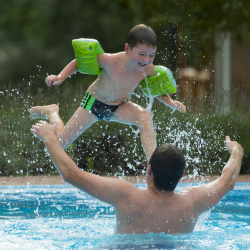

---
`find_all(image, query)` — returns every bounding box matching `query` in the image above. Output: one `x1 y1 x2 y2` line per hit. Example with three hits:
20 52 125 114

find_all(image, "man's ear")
125 43 130 53
147 164 152 176
181 170 185 178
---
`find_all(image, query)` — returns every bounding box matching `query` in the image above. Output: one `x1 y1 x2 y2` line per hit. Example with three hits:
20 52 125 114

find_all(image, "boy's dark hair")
126 24 157 49
149 144 186 192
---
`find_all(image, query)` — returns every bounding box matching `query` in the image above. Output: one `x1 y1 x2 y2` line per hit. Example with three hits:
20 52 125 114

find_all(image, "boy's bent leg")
112 101 156 163
58 107 98 149
30 105 98 149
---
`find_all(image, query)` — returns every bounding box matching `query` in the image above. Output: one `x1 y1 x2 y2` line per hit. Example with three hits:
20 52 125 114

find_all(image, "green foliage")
0 1 250 177
1 84 249 177
1 0 250 88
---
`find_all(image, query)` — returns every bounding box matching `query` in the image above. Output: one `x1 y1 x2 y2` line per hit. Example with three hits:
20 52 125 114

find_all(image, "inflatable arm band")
72 38 105 75
140 65 177 97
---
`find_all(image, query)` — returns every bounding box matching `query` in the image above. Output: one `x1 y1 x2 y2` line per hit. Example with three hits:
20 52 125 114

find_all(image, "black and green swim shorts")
80 92 121 121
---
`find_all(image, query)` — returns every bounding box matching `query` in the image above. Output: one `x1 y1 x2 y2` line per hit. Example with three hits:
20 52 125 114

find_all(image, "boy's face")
125 43 157 71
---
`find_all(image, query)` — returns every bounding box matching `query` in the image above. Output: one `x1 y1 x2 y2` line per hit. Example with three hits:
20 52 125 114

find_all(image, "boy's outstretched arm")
30 121 136 205
45 59 77 86
45 52 109 87
156 94 186 113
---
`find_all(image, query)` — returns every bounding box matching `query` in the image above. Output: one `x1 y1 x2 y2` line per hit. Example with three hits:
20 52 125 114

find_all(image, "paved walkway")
1 175 249 186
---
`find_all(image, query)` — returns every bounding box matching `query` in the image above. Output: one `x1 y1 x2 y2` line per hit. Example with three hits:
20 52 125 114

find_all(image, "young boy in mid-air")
30 24 186 162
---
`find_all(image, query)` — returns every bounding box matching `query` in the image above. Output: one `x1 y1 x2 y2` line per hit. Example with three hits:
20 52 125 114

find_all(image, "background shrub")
1 81 249 177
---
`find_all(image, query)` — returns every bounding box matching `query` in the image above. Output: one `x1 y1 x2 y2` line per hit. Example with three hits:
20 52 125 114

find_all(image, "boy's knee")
137 109 152 127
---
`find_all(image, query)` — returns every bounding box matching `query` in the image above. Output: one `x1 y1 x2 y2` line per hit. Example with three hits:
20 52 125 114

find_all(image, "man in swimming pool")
29 24 186 163
31 120 243 235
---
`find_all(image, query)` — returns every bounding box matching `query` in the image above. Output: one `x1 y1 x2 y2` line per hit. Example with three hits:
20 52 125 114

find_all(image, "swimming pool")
0 183 249 249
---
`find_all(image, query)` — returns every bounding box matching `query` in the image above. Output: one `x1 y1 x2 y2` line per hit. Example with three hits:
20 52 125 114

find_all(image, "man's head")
126 24 157 49
149 144 186 192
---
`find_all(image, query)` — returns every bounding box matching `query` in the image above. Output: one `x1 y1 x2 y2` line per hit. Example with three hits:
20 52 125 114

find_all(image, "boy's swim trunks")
80 92 121 121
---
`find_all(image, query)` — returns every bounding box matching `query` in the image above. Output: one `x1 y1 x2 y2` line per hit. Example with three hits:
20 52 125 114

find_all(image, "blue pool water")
0 183 249 249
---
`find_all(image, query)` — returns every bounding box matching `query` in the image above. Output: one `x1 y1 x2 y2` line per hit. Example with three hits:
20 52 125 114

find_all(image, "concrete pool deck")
0 175 250 186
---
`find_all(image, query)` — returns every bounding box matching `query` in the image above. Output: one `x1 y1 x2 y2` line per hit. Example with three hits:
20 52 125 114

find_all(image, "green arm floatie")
72 38 105 75
140 65 177 97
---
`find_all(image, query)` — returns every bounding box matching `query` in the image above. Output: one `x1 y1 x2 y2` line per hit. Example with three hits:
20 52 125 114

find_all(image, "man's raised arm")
220 136 244 187
30 121 136 205
188 136 244 216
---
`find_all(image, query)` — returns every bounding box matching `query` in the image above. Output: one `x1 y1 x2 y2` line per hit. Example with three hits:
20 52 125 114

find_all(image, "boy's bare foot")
29 104 59 120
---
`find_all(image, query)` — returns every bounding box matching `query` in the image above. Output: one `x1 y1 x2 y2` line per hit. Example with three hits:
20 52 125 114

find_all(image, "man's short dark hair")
149 144 186 192
126 24 157 49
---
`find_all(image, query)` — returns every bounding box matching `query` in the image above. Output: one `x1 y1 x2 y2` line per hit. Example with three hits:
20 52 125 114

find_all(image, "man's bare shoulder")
177 180 228 215
178 184 208 200
106 177 143 207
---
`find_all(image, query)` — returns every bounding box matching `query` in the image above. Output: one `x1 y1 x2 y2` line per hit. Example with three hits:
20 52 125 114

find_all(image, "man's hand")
45 75 63 86
225 136 243 155
30 121 57 142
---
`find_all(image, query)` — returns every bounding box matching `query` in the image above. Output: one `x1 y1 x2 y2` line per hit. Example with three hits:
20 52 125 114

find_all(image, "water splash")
1 69 240 179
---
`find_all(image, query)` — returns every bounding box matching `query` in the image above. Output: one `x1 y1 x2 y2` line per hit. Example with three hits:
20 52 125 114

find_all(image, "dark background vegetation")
1 0 250 177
